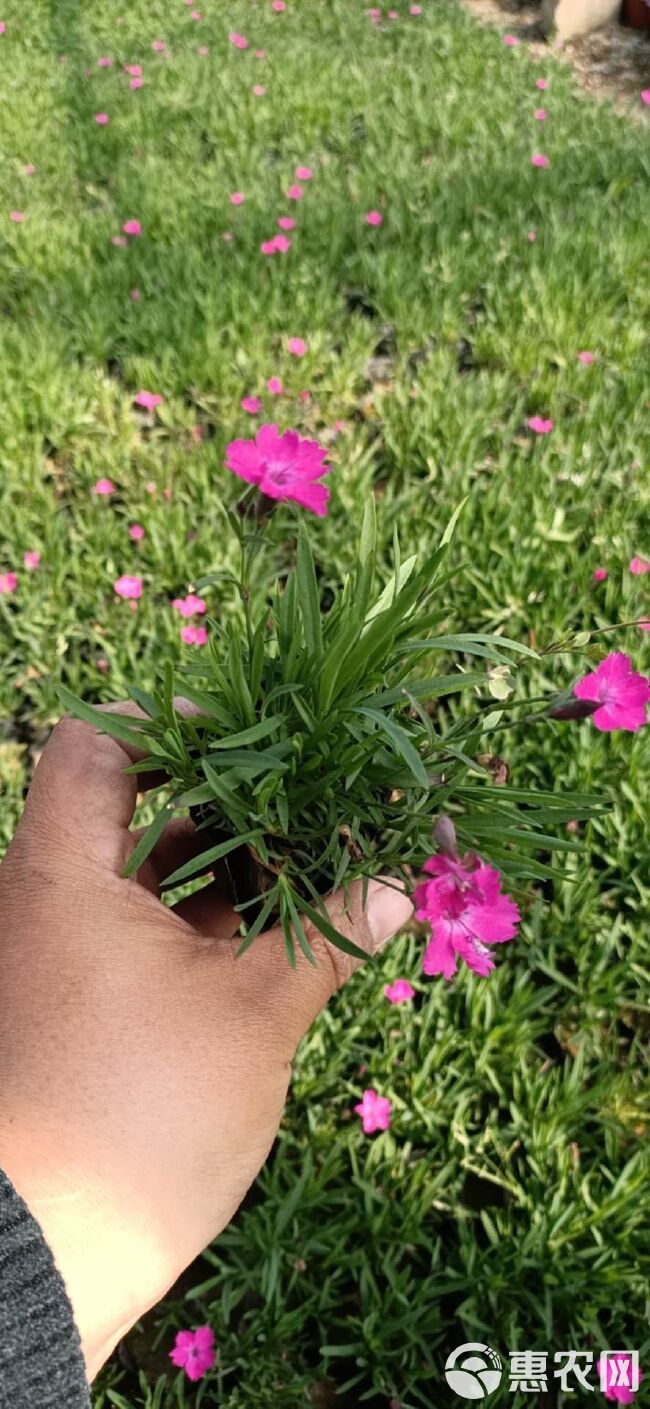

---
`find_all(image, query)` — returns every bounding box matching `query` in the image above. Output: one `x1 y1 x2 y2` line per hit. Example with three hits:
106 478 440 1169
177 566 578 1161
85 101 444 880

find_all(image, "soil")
459 0 650 113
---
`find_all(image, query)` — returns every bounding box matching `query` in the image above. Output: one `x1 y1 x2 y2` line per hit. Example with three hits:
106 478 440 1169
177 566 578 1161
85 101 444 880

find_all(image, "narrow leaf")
121 801 174 878
57 687 148 751
297 522 323 660
354 707 428 786
162 830 261 888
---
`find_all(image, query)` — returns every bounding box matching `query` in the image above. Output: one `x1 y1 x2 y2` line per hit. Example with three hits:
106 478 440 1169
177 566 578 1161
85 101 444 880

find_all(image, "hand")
0 713 412 1379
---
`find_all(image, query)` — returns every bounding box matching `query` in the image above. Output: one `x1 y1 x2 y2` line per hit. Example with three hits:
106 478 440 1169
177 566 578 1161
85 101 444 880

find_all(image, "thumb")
240 877 414 1050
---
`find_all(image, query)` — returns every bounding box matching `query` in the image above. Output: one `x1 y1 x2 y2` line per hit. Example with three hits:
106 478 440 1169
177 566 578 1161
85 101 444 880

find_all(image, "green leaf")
162 830 261 887
297 522 323 660
56 687 149 752
121 801 175 878
363 555 417 627
282 881 318 966
299 897 371 964
354 707 428 786
440 496 468 545
208 716 285 749
236 886 280 956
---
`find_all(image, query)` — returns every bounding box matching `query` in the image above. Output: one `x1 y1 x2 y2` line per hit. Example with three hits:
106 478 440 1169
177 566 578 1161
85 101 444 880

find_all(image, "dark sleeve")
0 1169 91 1409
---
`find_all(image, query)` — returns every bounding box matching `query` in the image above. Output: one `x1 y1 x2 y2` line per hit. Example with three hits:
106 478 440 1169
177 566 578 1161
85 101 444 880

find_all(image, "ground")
0 1 649 1406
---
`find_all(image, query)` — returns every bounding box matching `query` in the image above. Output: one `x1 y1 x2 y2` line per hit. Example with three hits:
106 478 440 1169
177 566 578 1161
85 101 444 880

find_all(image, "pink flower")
388 10 398 19
230 191 245 205
272 0 286 9
277 216 296 230
365 210 383 226
93 477 115 496
592 567 608 583
190 11 203 19
253 84 266 95
125 64 142 76
274 234 291 252
145 480 157 494
134 390 163 410
0 22 6 34
130 287 140 301
384 979 415 1004
130 76 143 89
0 571 17 595
181 624 208 646
261 238 278 255
534 108 548 120
598 1356 643 1403
229 32 249 49
528 415 554 434
503 34 518 46
241 395 262 414
577 350 594 364
410 5 422 13
23 164 36 175
536 78 549 90
129 523 145 541
295 165 313 180
114 574 143 600
639 620 650 633
287 337 307 357
300 389 311 403
354 1089 391 1134
9 211 24 223
287 183 303 200
629 556 650 576
170 1327 215 1382
123 219 141 236
23 551 41 570
172 593 207 618
197 45 209 55
254 49 266 58
97 57 113 67
531 153 550 168
415 849 520 980
574 652 650 733
641 91 650 106
94 112 110 125
266 376 283 395
152 40 166 52
527 230 537 241
225 424 331 516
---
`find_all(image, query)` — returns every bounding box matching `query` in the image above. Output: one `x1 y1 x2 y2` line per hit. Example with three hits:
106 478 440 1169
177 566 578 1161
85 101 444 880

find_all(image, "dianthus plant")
61 426 609 970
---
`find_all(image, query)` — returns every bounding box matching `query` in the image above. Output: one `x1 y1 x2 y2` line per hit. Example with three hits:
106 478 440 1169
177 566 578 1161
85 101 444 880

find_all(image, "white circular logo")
445 1342 503 1400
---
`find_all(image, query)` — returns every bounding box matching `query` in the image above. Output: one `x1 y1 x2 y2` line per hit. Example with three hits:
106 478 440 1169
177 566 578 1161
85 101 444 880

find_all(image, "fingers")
239 877 413 1051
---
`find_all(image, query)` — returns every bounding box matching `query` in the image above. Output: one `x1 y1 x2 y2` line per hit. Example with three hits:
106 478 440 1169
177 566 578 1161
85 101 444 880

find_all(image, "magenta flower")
9 211 24 223
123 219 141 236
93 477 115 496
97 56 113 67
574 653 650 733
277 216 296 230
295 165 313 180
230 191 245 205
531 153 550 168
528 415 554 434
130 287 140 301
181 624 208 646
629 556 650 576
129 524 145 541
253 84 266 95
415 850 520 980
577 350 594 365
274 234 291 252
241 395 262 414
0 571 17 595
170 1326 215 1382
23 551 41 570
287 337 307 357
502 33 518 45
125 64 142 76
272 0 286 9
152 40 166 52
130 76 143 89
365 209 383 226
598 1356 643 1403
384 979 415 1005
172 593 206 618
534 108 548 121
114 574 143 600
225 424 331 516
266 376 283 395
592 567 608 583
536 77 549 89
410 4 422 13
641 91 650 106
229 32 249 49
261 238 277 255
134 390 163 410
94 112 110 125
354 1089 391 1134
286 183 303 200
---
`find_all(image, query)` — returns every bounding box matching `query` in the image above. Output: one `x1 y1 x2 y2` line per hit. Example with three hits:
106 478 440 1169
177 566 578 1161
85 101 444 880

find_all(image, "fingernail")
366 878 414 953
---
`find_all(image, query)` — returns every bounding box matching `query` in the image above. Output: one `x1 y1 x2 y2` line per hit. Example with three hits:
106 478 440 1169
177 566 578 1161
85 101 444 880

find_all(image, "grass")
1 0 649 1404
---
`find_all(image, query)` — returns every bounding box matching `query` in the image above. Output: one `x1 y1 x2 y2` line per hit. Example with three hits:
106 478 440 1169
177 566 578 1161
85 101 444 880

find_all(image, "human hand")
0 713 412 1379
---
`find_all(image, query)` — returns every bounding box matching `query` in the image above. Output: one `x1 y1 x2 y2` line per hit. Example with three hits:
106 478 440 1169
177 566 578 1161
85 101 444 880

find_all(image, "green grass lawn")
1 0 649 1404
